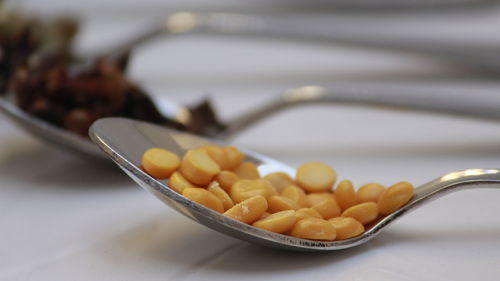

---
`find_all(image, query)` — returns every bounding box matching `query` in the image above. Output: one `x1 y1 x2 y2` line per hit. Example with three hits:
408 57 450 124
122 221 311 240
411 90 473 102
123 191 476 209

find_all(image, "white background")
2 0 500 280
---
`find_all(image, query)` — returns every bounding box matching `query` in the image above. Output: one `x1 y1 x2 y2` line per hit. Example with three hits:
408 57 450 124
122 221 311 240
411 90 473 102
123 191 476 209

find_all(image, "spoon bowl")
0 96 103 158
0 93 184 159
89 117 500 251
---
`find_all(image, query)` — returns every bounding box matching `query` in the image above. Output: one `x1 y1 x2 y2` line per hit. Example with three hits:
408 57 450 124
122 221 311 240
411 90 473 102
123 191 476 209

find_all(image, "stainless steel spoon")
3 85 500 158
0 96 104 158
109 12 500 74
89 117 500 251
3 10 500 158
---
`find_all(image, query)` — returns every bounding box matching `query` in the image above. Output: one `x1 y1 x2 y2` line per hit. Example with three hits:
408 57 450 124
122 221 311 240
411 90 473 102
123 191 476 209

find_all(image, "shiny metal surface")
108 12 500 74
3 84 500 158
316 0 496 7
90 117 500 251
3 10 500 157
210 85 500 138
0 97 103 158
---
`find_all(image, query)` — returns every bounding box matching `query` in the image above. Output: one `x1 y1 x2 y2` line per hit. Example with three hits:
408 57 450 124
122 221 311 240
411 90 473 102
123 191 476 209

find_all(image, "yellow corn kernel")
311 198 341 219
296 162 336 193
264 172 295 192
290 218 336 241
281 185 308 208
199 145 230 170
141 148 180 179
261 179 278 196
328 217 365 240
378 181 414 215
179 149 220 186
306 192 334 207
233 162 260 180
356 183 385 203
207 181 234 211
224 195 268 224
334 180 356 211
260 212 271 219
214 171 239 193
267 195 300 213
253 210 297 234
168 171 200 193
342 202 378 225
295 208 323 221
230 179 277 203
182 187 224 213
224 146 245 170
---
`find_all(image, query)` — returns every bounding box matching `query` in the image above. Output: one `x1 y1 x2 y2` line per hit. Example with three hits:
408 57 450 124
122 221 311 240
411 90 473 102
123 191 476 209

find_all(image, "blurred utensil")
3 85 500 158
293 0 497 8
3 10 500 158
106 12 500 74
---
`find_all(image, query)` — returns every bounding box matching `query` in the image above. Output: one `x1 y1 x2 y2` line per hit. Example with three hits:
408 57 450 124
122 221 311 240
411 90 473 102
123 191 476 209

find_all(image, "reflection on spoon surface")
89 117 500 251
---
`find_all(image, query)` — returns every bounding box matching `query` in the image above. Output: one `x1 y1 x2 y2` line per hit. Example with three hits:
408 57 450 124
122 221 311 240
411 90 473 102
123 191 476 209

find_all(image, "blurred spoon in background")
2 9 500 159
3 84 500 159
104 11 500 75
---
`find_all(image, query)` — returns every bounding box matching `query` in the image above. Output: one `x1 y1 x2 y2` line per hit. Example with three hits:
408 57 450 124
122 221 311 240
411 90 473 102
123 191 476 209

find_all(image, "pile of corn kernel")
141 145 414 241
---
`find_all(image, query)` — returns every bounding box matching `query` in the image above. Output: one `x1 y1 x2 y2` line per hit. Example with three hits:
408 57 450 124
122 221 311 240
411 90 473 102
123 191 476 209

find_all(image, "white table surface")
2 1 500 280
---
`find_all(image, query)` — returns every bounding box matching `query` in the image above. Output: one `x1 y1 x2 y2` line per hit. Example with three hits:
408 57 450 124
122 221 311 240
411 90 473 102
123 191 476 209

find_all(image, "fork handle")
216 85 500 139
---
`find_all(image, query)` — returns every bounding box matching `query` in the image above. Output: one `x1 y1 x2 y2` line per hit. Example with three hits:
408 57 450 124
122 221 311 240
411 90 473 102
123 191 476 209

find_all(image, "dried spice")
0 8 224 138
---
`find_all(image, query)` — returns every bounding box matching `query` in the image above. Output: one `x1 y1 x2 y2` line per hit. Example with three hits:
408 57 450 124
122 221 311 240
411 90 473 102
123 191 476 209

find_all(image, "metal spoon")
3 85 500 158
109 12 500 74
89 117 500 251
0 96 104 158
3 10 500 157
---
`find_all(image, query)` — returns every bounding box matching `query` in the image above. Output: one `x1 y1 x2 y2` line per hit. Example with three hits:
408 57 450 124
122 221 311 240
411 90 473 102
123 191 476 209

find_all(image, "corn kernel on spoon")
89 117 500 251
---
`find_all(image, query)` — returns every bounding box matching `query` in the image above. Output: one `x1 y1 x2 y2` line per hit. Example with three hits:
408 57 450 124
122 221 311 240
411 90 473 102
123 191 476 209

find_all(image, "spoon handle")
106 12 500 73
413 169 500 203
217 85 500 139
373 168 500 234
341 167 500 247
196 13 500 73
